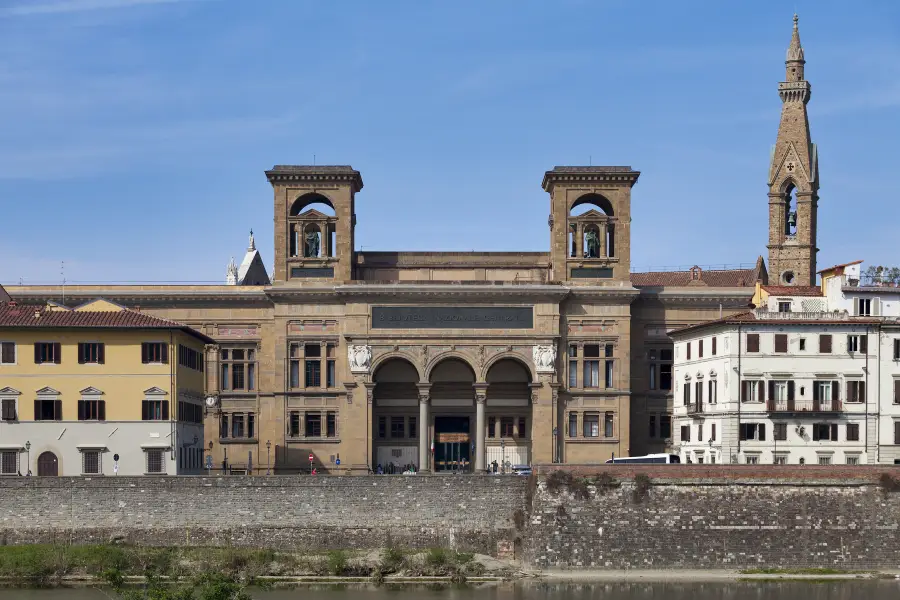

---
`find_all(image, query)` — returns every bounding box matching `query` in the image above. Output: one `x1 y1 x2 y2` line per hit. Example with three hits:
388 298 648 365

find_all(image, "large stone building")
5 16 829 474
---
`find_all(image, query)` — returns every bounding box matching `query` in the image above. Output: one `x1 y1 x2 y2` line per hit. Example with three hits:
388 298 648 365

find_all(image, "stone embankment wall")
0 476 525 555
524 466 900 570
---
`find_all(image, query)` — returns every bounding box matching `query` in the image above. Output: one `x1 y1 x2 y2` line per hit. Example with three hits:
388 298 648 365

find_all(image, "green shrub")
425 547 448 568
632 473 652 504
326 550 348 576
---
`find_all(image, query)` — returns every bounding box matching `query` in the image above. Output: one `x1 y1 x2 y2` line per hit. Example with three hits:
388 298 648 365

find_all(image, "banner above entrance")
372 306 533 329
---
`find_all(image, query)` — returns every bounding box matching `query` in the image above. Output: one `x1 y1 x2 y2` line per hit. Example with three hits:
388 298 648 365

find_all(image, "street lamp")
266 440 271 476
24 441 31 476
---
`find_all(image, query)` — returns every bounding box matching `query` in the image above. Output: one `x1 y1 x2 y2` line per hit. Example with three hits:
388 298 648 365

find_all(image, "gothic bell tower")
767 14 819 286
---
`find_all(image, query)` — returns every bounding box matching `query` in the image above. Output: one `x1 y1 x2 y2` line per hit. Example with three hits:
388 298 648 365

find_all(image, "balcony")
686 402 704 415
767 399 842 414
842 274 900 290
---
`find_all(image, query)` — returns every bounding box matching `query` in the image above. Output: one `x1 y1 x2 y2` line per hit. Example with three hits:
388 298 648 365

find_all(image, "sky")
0 0 898 284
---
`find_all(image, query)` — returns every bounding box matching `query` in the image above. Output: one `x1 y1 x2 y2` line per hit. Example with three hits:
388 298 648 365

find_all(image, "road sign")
308 453 314 462
113 453 120 462
113 462 118 475
335 458 341 466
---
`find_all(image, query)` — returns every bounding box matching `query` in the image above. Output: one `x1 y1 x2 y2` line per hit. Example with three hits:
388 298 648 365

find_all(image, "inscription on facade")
217 326 259 337
372 306 533 329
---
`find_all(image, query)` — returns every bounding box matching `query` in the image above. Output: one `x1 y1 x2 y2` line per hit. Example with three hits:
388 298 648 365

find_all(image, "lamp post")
266 440 271 476
24 441 31 476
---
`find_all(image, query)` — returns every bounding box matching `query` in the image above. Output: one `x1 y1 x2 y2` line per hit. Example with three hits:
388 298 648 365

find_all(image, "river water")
1 582 899 600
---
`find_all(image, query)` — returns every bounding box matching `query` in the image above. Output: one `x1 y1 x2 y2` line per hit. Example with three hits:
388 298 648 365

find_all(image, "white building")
672 267 900 465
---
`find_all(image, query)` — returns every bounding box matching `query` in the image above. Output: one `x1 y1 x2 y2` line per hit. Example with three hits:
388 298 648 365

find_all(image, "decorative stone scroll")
532 345 557 374
347 345 372 373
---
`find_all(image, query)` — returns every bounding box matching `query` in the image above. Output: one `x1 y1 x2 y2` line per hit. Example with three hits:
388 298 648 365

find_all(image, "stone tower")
767 15 819 286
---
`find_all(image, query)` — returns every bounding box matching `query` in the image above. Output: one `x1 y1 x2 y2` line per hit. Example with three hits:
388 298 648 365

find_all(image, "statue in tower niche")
304 230 320 258
584 229 600 258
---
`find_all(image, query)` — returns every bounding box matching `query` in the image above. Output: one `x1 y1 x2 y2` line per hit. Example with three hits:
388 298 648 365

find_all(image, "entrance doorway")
37 451 58 476
434 416 471 472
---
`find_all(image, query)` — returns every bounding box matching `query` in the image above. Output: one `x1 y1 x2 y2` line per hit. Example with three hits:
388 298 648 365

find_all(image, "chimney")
7 301 15 307
33 309 41 319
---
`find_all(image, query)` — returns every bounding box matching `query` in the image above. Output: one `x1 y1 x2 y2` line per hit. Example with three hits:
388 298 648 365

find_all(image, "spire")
226 257 238 285
786 14 804 62
248 229 256 251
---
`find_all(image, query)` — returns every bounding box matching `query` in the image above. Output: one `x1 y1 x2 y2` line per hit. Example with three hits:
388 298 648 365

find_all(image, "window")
771 380 789 402
1 399 16 421
141 342 168 364
82 451 101 475
0 451 18 475
305 412 322 437
739 423 766 441
711 423 717 441
746 334 760 353
846 381 866 403
77 398 105 421
778 301 791 313
488 416 496 438
660 415 672 439
694 381 703 406
680 425 690 443
583 344 600 388
846 456 859 466
708 379 717 404
605 359 614 389
895 380 900 405
178 344 203 371
408 416 417 439
799 338 806 351
78 343 104 364
649 364 657 390
142 398 169 421
711 337 717 356
231 414 245 438
648 415 657 438
568 345 577 388
741 380 762 403
248 413 255 438
327 348 336 388
660 349 673 390
500 417 515 438
697 423 703 442
289 343 333 389
518 417 528 439
34 398 62 421
583 413 600 438
290 412 301 437
819 334 832 354
846 423 860 442
686 342 691 360
817 456 832 466
0 342 14 365
604 412 614 438
895 421 900 445
177 401 203 424
745 455 759 465
895 339 900 360
683 382 691 405
146 450 165 474
812 423 838 441
568 413 577 438
220 414 228 438
774 423 787 441
34 342 61 364
390 417 405 438
846 335 867 354
774 334 788 353
857 298 871 316
698 340 703 358
326 412 337 438
814 380 836 408
774 455 787 465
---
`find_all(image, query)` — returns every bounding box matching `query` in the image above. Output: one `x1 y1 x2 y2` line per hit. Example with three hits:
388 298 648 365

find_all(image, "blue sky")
1 0 898 284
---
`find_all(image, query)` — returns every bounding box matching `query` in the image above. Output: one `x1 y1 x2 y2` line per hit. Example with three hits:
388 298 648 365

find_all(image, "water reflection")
0 581 898 600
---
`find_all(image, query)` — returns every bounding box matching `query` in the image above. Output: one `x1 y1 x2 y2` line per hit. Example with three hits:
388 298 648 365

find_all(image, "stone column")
576 223 583 259
600 222 608 258
473 383 489 473
417 384 431 472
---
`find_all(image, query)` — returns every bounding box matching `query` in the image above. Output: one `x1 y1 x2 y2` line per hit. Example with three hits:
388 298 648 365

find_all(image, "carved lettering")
373 306 533 329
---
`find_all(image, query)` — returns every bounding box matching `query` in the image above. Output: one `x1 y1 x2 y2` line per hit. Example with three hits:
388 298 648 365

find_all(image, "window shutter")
813 426 820 441
53 343 61 364
831 424 838 441
767 381 774 403
78 344 85 365
99 401 106 421
895 339 900 360
787 381 795 401
142 400 149 421
686 343 691 360
820 335 832 353
813 382 820 402
860 335 868 354
161 344 169 364
852 301 859 316
712 337 717 355
54 399 62 420
741 381 748 403
860 381 866 403
874 298 881 316
758 424 766 441
141 343 148 364
895 422 900 445
33 343 40 364
846 381 852 402
78 400 85 421
895 380 900 404
739 425 746 441
34 399 40 420
98 344 105 365
162 401 169 420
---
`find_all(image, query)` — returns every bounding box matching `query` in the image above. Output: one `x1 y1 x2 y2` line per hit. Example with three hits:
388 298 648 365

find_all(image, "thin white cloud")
0 0 209 18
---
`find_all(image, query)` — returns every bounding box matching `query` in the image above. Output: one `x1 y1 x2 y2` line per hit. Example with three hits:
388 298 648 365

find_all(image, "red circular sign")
309 453 314 461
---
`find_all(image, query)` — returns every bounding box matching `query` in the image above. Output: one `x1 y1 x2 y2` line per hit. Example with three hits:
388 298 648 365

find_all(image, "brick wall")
525 467 900 569
534 464 900 481
0 476 525 554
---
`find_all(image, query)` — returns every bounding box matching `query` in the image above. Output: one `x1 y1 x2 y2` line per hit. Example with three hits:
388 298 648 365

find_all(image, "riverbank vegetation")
0 544 496 587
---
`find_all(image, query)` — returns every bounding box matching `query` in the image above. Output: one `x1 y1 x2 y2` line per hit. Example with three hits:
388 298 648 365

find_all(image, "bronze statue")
585 229 600 258
304 231 320 257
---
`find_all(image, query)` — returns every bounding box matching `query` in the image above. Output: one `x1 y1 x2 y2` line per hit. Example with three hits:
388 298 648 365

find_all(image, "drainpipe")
170 330 176 474
736 324 742 462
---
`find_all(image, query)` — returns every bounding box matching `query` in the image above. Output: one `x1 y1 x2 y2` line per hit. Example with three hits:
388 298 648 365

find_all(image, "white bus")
605 453 681 464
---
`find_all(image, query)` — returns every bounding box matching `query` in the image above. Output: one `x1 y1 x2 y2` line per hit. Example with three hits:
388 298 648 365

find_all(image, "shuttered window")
819 334 832 353
141 343 168 364
774 334 788 353
746 334 760 353
77 343 104 364
34 342 61 364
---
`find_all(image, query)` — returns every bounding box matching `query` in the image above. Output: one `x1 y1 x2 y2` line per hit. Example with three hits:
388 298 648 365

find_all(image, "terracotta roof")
761 285 822 297
0 284 8 303
631 267 758 288
669 311 881 337
0 303 214 343
817 260 863 274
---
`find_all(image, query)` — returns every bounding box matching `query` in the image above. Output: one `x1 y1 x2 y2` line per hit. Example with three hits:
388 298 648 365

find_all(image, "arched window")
303 224 321 258
290 193 335 217
784 183 798 236
570 193 614 217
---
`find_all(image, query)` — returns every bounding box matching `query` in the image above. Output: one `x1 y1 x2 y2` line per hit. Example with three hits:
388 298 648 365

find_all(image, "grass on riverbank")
0 544 490 585
739 567 872 575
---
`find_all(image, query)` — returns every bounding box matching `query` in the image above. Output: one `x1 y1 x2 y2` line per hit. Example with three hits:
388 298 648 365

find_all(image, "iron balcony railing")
843 275 900 288
686 402 704 415
767 399 842 413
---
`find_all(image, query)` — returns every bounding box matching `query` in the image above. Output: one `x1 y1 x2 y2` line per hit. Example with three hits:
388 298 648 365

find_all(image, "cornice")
542 167 640 191
265 165 363 192
566 286 640 303
636 287 754 305
8 287 271 306
333 283 572 301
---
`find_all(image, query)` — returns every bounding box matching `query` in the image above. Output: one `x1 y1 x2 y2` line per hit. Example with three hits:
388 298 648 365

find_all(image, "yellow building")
0 298 214 476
